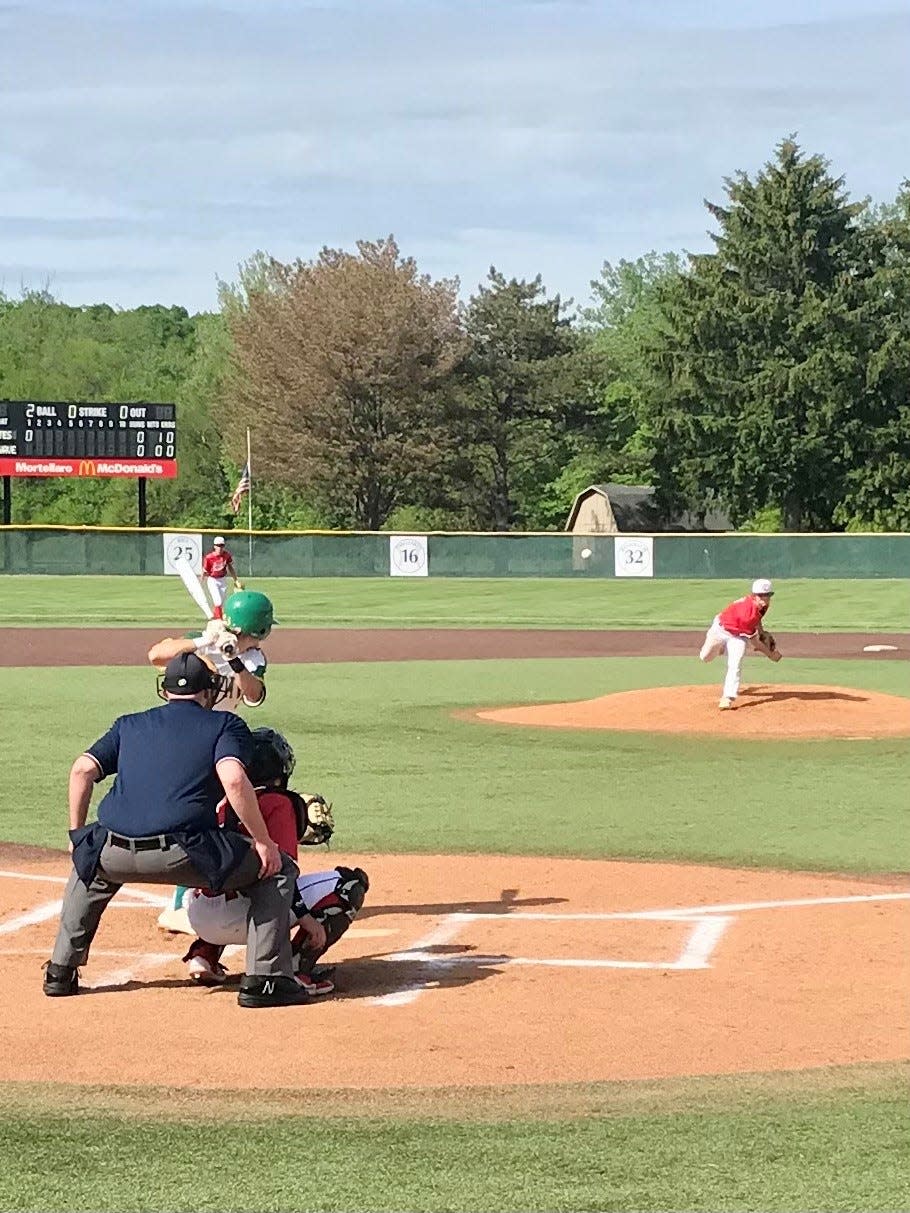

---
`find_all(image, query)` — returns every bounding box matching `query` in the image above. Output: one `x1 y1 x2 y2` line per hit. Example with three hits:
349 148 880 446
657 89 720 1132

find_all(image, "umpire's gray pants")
51 839 298 977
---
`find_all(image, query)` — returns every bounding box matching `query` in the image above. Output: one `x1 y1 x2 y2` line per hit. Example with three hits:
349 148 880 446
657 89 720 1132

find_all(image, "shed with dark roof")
565 484 731 533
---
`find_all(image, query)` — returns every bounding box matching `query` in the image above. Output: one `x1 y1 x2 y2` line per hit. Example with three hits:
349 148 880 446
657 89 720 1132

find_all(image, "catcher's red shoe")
297 972 334 997
183 939 228 986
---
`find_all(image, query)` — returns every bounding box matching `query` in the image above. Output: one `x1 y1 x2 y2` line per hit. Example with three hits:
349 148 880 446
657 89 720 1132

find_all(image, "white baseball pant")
206 576 229 609
186 870 340 946
699 616 756 701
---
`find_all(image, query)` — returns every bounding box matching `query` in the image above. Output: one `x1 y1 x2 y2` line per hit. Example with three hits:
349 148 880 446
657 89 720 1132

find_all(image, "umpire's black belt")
107 832 179 852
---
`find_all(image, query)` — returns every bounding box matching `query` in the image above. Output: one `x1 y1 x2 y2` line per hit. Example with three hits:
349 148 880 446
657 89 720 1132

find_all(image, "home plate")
863 645 898 652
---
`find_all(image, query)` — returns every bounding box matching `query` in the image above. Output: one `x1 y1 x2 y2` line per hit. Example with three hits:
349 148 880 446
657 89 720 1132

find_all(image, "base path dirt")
1 850 907 1092
477 684 910 740
1 628 907 667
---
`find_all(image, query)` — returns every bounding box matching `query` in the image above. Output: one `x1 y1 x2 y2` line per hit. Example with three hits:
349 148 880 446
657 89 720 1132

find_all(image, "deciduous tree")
221 238 464 530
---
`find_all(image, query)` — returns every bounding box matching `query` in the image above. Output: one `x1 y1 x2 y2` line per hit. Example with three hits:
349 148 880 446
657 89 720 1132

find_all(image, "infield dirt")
2 850 907 1092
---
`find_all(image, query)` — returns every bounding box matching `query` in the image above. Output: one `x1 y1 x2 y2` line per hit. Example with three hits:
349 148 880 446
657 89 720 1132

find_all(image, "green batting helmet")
223 590 276 639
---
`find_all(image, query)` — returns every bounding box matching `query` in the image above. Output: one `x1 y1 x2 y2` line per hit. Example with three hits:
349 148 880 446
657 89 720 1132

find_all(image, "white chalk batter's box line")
0 870 907 1002
368 891 910 1007
391 912 731 971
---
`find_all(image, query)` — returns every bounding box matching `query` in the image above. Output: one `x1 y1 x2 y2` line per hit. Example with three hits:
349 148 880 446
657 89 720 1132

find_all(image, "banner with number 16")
389 535 429 577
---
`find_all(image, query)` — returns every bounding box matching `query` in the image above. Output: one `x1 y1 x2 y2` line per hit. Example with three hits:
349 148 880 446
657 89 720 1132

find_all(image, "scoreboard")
0 401 177 477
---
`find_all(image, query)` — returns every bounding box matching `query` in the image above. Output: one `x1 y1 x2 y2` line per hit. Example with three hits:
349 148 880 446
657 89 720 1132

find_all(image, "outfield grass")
3 657 908 871
0 574 907 630
1 1076 907 1212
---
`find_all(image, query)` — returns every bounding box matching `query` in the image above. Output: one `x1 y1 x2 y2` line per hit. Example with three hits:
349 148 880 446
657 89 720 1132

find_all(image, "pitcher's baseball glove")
756 630 782 662
289 792 335 846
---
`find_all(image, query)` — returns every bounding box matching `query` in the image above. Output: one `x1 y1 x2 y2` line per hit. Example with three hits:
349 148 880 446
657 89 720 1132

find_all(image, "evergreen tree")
644 138 875 530
457 269 578 529
833 181 910 530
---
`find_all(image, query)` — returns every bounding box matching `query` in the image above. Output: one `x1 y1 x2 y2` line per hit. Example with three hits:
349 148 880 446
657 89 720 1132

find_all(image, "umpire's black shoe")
237 975 310 1008
42 961 79 997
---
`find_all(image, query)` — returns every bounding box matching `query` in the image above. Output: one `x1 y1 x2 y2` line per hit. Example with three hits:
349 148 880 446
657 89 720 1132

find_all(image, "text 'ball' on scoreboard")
0 401 177 477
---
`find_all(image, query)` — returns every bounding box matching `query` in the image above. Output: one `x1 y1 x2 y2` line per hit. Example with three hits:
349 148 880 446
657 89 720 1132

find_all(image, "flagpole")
245 427 253 578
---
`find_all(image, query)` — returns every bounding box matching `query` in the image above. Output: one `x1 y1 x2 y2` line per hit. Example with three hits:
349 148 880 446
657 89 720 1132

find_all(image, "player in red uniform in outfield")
201 536 242 619
699 578 777 710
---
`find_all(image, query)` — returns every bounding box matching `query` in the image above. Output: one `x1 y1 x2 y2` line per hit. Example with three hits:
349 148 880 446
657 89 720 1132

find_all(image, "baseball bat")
175 557 213 620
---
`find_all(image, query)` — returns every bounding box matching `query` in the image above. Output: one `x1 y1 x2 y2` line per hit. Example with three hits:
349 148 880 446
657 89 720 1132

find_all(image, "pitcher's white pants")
186 870 339 947
699 616 752 700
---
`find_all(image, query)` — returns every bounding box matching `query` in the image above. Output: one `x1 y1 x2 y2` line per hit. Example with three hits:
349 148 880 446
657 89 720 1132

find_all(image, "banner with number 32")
614 537 654 578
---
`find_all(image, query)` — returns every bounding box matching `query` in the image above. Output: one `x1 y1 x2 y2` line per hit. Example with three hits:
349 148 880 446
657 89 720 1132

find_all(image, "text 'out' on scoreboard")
0 401 177 477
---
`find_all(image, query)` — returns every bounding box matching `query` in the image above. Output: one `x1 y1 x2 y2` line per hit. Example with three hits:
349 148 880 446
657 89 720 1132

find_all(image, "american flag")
230 462 251 514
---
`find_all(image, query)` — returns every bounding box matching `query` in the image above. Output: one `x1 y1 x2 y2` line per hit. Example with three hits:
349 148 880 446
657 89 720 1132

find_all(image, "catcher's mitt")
289 791 335 846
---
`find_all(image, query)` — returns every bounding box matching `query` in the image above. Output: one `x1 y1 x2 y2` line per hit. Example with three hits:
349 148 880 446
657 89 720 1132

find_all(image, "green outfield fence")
0 526 908 578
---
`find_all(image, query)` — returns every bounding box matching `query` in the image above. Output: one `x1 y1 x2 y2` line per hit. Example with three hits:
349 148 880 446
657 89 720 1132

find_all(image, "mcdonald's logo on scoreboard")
0 457 178 478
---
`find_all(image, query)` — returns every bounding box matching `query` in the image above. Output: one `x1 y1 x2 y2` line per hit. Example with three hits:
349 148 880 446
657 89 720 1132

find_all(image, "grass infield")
0 574 907 630
2 657 908 871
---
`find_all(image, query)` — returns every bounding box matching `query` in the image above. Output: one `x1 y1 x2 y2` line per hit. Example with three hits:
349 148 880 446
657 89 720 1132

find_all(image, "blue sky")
1 0 908 314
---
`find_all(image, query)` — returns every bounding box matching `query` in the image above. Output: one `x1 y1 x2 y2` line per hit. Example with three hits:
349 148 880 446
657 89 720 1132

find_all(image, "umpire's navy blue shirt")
85 701 253 836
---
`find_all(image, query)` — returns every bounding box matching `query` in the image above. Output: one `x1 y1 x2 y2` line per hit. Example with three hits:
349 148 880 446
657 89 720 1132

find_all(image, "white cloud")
0 1 908 310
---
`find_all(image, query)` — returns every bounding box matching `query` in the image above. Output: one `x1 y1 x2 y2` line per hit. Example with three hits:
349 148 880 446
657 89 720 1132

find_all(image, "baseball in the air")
580 548 592 559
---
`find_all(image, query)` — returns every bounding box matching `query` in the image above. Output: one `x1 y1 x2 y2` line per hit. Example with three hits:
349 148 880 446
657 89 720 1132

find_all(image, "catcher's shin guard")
292 866 369 976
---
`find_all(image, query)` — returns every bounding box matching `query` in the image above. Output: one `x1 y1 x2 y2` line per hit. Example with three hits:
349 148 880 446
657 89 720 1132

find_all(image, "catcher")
182 727 369 996
698 578 782 710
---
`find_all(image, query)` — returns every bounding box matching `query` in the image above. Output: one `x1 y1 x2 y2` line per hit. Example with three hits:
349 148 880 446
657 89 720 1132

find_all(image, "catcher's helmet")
223 589 276 638
249 727 296 787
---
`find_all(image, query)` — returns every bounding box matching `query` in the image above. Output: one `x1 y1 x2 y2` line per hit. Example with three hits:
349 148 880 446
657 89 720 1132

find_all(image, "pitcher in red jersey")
699 578 779 709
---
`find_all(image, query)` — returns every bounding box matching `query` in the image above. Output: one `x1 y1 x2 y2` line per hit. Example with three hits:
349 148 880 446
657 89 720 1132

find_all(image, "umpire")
43 652 316 1008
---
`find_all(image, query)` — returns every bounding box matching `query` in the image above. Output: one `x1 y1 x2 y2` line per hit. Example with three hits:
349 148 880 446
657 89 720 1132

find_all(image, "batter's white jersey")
193 638 267 712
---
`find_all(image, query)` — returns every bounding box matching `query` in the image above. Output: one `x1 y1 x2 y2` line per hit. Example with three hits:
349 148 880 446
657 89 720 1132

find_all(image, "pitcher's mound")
476 684 910 740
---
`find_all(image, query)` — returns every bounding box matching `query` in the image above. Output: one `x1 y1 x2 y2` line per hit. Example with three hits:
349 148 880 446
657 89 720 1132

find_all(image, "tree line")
2 137 909 533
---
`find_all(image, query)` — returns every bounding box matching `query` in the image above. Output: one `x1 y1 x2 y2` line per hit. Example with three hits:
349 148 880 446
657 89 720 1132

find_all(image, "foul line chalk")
451 892 910 921
0 900 63 935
